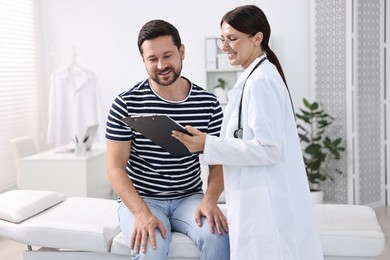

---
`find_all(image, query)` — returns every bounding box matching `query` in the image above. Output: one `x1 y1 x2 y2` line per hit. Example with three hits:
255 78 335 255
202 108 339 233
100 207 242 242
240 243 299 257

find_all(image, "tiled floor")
0 239 24 260
0 206 389 259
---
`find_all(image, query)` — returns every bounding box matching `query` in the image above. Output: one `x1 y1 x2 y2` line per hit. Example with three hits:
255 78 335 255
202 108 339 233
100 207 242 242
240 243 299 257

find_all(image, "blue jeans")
118 193 230 260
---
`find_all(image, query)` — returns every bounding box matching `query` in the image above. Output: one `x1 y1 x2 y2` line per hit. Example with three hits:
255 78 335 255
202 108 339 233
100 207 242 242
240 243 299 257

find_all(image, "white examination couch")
0 190 385 260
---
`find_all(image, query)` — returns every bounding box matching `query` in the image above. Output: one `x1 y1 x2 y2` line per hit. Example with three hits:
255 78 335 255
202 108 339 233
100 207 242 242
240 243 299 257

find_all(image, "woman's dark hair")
137 19 182 55
221 5 288 87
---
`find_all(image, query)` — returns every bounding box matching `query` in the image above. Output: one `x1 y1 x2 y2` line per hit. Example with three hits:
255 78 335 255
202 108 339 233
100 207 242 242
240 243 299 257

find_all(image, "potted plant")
214 78 228 104
295 98 345 203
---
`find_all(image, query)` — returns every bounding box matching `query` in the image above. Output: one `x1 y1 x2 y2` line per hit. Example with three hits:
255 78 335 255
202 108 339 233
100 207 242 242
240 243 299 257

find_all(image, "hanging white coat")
202 55 324 260
47 67 105 147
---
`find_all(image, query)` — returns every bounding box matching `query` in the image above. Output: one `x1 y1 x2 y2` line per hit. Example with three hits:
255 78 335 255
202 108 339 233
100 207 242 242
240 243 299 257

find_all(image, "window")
0 0 42 191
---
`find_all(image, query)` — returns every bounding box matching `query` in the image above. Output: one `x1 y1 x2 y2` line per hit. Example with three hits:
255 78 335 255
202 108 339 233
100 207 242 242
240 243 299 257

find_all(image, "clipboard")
120 115 192 156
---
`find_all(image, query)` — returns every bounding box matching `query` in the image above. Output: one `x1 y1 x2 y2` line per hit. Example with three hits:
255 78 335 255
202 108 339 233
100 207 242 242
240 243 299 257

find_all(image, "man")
105 19 230 259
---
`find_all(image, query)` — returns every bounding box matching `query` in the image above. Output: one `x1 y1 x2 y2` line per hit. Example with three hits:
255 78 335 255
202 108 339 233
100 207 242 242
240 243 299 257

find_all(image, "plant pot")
310 190 324 204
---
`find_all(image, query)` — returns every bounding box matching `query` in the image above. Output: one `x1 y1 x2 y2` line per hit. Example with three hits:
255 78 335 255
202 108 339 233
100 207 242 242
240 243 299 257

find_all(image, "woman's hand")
172 126 206 153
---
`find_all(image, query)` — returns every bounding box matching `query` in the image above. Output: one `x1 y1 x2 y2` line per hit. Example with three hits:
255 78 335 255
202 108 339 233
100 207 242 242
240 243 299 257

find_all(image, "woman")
172 5 324 260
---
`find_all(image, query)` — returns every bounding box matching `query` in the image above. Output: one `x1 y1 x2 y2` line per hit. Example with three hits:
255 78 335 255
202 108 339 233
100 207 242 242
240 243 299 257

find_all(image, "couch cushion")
0 190 64 223
0 197 120 253
314 204 385 257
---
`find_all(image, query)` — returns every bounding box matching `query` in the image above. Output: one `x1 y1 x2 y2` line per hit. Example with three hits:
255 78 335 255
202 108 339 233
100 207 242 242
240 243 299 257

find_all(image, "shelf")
205 37 243 106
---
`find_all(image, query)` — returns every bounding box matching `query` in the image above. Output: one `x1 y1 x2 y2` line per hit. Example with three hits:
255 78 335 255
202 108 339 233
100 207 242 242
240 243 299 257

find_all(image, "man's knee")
202 231 229 249
199 231 230 260
130 231 171 260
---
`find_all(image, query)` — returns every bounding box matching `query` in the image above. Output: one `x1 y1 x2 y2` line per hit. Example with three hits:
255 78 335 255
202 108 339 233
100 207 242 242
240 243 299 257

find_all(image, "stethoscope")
234 56 267 139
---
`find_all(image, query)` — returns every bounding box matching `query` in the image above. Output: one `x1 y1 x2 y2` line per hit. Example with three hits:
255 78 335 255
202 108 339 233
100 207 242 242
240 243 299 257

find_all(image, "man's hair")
138 19 182 55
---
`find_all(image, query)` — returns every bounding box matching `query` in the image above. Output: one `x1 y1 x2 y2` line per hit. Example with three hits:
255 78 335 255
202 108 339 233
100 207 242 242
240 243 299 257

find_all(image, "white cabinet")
19 143 114 199
205 37 242 106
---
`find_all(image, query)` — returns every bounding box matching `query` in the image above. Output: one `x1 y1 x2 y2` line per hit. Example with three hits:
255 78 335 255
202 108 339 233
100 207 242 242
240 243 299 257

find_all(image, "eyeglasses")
216 34 251 50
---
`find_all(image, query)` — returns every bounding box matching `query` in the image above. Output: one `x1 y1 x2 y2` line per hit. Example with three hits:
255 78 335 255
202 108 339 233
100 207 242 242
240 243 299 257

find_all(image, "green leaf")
310 102 319 110
333 138 342 145
312 136 322 142
305 143 322 154
316 129 325 136
318 120 330 127
296 98 345 185
295 114 310 124
303 98 311 109
298 134 310 143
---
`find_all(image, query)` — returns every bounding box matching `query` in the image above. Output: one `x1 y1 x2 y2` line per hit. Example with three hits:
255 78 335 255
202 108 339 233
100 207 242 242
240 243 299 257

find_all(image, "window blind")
0 0 41 191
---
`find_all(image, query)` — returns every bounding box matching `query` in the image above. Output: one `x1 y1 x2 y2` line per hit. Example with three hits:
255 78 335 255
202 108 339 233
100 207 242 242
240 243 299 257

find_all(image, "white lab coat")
47 67 105 147
203 56 324 259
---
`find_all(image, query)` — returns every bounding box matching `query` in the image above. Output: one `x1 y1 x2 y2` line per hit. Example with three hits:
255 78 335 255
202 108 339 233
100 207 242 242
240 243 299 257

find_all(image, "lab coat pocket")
230 187 276 238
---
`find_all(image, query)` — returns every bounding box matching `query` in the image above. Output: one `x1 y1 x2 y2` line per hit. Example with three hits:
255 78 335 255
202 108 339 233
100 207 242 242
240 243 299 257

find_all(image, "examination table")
0 190 385 260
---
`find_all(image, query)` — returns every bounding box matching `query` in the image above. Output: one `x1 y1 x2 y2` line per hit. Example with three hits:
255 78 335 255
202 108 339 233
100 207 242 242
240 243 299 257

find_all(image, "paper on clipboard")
120 115 192 156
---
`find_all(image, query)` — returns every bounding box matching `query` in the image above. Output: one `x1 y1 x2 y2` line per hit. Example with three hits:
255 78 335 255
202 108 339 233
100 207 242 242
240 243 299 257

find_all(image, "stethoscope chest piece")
234 128 243 139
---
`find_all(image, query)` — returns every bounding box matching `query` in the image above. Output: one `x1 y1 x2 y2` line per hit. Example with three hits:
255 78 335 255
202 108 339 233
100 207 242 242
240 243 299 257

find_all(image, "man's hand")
130 212 167 253
195 199 229 235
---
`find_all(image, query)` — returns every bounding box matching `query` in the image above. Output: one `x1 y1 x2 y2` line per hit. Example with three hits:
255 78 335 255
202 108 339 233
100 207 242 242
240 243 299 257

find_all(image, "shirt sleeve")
207 99 224 137
105 95 133 142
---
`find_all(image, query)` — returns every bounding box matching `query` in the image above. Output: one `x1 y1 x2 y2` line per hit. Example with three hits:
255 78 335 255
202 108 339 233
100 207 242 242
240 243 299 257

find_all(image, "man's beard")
150 64 182 86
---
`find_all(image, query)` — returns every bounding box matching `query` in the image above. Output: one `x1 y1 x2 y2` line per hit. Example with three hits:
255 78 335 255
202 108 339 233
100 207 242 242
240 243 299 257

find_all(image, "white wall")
37 0 311 133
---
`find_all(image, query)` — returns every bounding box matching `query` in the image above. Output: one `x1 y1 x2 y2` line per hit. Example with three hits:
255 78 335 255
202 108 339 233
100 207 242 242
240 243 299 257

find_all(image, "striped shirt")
106 77 223 200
